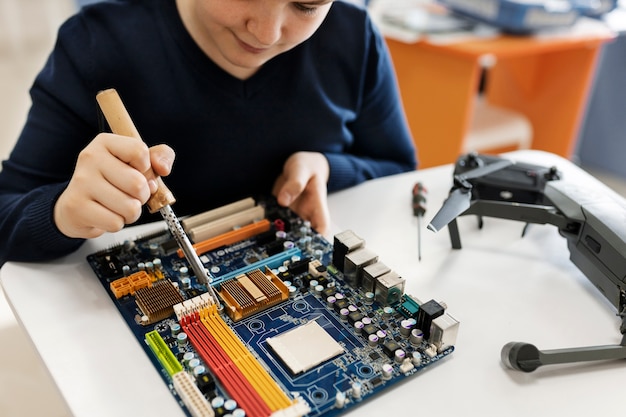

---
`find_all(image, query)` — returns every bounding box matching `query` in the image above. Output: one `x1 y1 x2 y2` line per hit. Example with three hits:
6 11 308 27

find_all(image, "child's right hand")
53 133 174 239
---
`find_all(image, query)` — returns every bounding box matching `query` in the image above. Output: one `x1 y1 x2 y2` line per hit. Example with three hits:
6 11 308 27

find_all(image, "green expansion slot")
145 330 183 376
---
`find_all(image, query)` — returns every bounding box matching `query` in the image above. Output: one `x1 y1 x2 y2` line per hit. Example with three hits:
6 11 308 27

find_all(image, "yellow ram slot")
145 330 183 376
199 306 293 411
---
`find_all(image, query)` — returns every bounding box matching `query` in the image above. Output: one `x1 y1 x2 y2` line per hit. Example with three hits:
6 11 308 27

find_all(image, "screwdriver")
412 182 427 261
95 88 219 303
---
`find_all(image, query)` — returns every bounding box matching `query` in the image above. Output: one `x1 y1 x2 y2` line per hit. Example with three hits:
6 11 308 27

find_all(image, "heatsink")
135 280 184 324
219 267 289 322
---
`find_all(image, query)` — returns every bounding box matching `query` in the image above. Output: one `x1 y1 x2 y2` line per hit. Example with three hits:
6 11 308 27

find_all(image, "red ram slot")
181 314 271 417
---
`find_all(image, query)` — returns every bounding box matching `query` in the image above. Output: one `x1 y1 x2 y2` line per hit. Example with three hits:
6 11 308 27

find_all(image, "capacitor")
361 316 372 326
149 243 160 255
179 266 189 278
276 230 287 240
176 332 188 347
211 396 225 410
309 280 319 290
145 261 154 272
409 328 424 346
394 349 407 364
314 284 324 295
400 318 416 337
364 292 375 305
339 308 350 321
368 334 379 347
224 399 238 412
182 352 195 367
283 241 295 250
180 277 191 289
232 409 246 417
137 262 146 271
376 329 387 342
193 365 206 377
354 321 364 334
326 296 336 308
300 236 312 251
411 351 423 366
152 258 162 270
381 363 394 380
382 306 395 318
122 265 131 276
288 286 298 298
188 358 200 370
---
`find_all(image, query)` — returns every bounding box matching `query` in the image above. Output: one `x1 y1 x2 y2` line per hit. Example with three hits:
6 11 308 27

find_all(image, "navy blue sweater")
0 0 416 264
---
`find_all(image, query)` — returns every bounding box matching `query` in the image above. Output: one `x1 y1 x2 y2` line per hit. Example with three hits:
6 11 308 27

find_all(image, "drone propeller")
427 159 513 232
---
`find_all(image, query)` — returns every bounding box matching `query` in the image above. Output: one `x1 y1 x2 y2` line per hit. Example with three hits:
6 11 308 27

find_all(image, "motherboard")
87 198 459 417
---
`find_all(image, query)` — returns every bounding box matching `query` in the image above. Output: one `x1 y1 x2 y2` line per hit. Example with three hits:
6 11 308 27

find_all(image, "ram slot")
180 306 296 417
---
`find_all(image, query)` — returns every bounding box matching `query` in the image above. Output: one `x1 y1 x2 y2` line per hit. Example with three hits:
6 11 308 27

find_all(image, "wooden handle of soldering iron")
96 88 176 213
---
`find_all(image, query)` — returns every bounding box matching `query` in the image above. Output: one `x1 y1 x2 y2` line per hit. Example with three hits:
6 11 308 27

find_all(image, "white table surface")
2 150 625 417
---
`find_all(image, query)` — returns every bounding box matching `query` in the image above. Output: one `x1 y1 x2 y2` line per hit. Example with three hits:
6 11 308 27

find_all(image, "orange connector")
109 270 153 299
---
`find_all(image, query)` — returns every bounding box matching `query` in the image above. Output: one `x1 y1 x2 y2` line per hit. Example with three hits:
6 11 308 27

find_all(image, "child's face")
180 0 334 79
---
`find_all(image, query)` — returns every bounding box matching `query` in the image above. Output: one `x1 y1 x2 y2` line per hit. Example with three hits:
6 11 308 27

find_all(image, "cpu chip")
266 320 344 375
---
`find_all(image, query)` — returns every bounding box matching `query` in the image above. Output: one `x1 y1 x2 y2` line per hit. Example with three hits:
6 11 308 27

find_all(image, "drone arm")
461 200 578 232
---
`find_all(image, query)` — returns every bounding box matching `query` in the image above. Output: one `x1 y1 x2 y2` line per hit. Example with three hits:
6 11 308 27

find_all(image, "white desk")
2 150 625 417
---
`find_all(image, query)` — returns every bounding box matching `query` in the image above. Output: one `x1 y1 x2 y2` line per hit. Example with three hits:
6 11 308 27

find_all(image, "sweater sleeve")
0 16 94 266
324 14 417 192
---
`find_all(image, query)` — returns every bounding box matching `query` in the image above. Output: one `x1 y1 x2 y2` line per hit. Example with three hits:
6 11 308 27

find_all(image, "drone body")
428 153 626 370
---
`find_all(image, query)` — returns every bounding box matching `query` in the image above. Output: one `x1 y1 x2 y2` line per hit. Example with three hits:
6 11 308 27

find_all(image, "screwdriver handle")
96 88 176 213
412 182 427 217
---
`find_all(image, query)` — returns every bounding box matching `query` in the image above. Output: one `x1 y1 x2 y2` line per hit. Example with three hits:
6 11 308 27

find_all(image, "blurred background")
0 1 625 417
0 1 75 416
